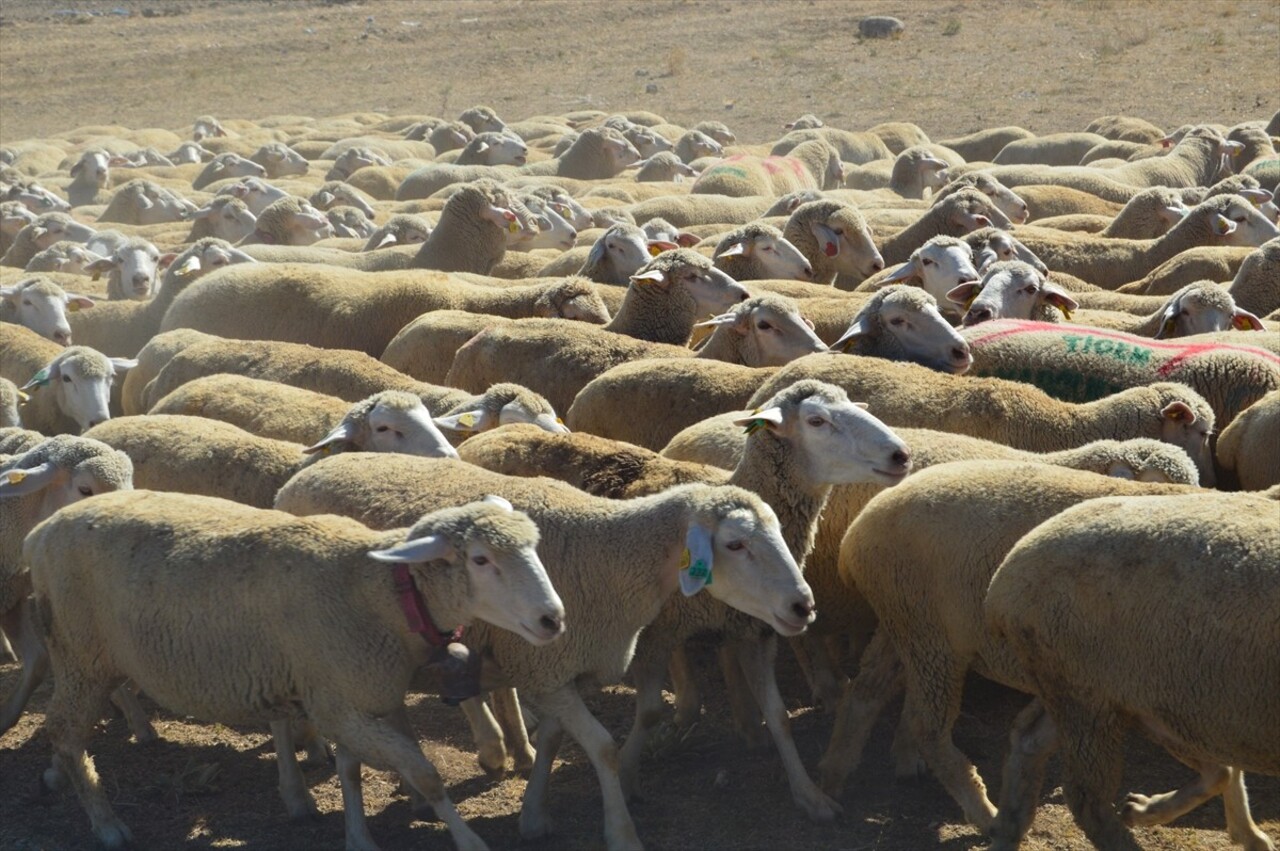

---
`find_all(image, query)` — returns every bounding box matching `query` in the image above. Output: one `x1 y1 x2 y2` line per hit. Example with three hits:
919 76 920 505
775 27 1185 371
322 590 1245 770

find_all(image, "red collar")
391 564 464 647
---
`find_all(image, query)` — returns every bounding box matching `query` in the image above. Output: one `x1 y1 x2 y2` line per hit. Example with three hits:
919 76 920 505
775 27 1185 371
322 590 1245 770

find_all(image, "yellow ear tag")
458 412 478 429
16 390 30 403
67 302 81 313
1057 305 1073 321
1162 318 1177 337
648 244 662 257
91 271 102 282
5 470 26 485
1216 219 1231 235
555 417 564 424
508 220 520 234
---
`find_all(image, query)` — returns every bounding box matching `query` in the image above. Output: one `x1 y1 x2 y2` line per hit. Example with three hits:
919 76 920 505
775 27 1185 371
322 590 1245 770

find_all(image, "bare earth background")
1 1 1278 849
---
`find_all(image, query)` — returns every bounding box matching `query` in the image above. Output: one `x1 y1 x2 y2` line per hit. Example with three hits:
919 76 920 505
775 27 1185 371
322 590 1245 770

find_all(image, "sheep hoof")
511 746 536 773
94 820 134 849
1120 793 1152 826
519 810 553 840
41 765 68 794
479 759 507 782
285 796 320 822
796 786 842 821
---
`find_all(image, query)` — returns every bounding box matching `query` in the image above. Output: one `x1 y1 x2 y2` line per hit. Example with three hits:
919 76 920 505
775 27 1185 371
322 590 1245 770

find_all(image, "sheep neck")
730 431 829 565
606 285 694 345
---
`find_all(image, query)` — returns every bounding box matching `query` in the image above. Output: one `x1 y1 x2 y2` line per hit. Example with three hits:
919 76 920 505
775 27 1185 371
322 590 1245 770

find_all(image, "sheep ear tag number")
678 546 713 597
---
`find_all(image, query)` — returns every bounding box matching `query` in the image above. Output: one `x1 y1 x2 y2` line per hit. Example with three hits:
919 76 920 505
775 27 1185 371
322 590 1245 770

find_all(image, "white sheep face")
835 288 973 374
1 282 92 345
363 401 458 459
33 219 96 251
1158 400 1214 487
1215 198 1280 247
95 242 162 300
747 397 912 488
1156 287 1263 338
687 506 815 637
725 233 814 281
1 454 133 522
708 301 825 366
814 214 884 279
38 354 127 432
889 242 981 307
519 203 577 251
195 200 257 242
461 536 565 645
954 264 1077 327
498 401 570 434
654 261 749 318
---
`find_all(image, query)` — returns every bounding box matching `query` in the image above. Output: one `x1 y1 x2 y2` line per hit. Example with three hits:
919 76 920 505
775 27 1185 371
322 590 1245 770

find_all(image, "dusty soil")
1 1 1278 849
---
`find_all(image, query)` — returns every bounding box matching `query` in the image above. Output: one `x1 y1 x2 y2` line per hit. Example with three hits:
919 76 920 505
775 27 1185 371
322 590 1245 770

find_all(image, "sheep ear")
171 254 202 278
304 419 360 454
1155 302 1180 340
647 239 678 257
829 316 874 353
474 140 490 154
1221 140 1245 157
433 409 493 433
1231 308 1264 331
70 162 83 178
1212 214 1237 237
630 269 668 287
0 463 59 497
63 293 96 312
731 406 784 433
368 534 452 564
882 259 918 283
676 232 700 248
715 241 748 260
693 311 738 329
679 523 715 596
1161 401 1197 425
21 362 58 392
586 238 608 267
85 257 116 280
1042 286 1078 320
809 221 840 257
946 282 983 306
109 358 137 373
482 494 514 512
374 232 399 249
0 286 17 303
1162 204 1189 221
957 211 992 231
1239 188 1272 205
1159 136 1174 148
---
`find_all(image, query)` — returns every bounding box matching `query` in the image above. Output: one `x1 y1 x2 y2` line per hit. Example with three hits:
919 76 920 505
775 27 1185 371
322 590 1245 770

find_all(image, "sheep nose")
86 419 103 429
53 329 71 345
802 265 814 279
539 614 563 636
963 307 992 326
791 600 815 621
870 257 884 272
952 345 970 362
133 272 150 285
890 449 911 468
567 229 578 240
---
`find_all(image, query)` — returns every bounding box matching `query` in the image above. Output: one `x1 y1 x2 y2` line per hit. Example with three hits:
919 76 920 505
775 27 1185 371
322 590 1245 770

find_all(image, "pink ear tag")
824 242 838 257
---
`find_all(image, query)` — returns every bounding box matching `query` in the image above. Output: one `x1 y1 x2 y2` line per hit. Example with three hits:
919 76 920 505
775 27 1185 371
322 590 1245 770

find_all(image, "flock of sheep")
0 102 1278 851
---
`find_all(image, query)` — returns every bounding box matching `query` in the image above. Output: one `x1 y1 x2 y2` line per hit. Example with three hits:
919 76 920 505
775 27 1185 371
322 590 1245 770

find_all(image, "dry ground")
1 1 1278 849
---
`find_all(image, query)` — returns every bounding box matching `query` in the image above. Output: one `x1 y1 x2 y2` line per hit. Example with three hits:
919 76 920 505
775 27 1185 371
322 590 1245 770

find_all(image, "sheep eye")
375 425 390 433
888 317 905 326
920 258 932 266
1231 215 1246 223
78 485 93 496
726 540 745 551
832 228 844 236
471 555 489 566
757 321 772 330
61 375 71 383
807 416 825 427
22 299 32 306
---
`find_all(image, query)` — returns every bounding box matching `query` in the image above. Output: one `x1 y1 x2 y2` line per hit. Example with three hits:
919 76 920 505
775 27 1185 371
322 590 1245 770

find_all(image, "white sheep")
985 489 1279 851
237 197 332 246
361 213 432 251
827 285 973 373
930 172 1030 224
949 260 1079 326
191 152 267 190
275 453 815 850
248 141 309 178
83 236 163 301
324 145 392 182
783 199 885 286
409 180 531 273
692 140 844 197
1228 237 1280 317
183 195 257 242
873 235 981 311
0 328 135 434
0 201 38 256
26 490 563 851
97 179 196 225
2 213 97 268
712 223 814 282
216 175 288 216
66 150 111 206
23 242 106 276
2 276 95 345
1070 281 1266 338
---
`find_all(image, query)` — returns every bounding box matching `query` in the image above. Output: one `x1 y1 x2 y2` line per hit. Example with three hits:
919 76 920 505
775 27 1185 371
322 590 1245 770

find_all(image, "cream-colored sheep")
323 145 392 182
692 140 844 197
0 202 38 257
191 152 266 190
2 213 97 268
949 261 1079 326
183 195 257 243
274 453 814 850
992 132 1110 166
248 141 309 178
160 262 608 358
408 180 532 273
1114 244 1252 295
1086 114 1166 144
1228 237 1280 317
0 378 24 428
936 126 1035 163
929 172 1030 224
1067 281 1265 338
817 461 1199 830
66 149 112 206
236 197 332 246
782 200 885 286
875 189 1008 266
83 236 163 301
985 490 1278 851
2 276 95 345
119 328 218 415
97 179 196 225
27 490 563 851
547 223 679 285
961 319 1280 435
712 222 814 281
69 238 257 357
361 213 432 251
770 127 892 165
23 242 105 276
1216 389 1280 490
0 328 134 434
1028 186 1190 239
827 285 972 373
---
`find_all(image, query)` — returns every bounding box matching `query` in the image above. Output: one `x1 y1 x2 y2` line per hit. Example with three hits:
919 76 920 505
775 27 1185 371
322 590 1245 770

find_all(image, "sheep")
940 128 1037 164
692 140 844 197
562 223 681 285
119 328 218 415
381 291 611 386
183 195 257 242
24 242 106 276
640 216 700 248
361 213 432 251
993 132 1110 166
1068 281 1266 338
816 461 1199 830
623 194 774 229
248 141 309 178
949 260 1080 326
1029 186 1191 239
0 201 37 256
216 175 289 216
67 149 111 206
459 104 507 133
165 140 214 164
1115 245 1253 295
634 151 698 183
1013 194 1279 288
0 434 141 738
712 223 814 281
524 184 595 231
325 205 376 239
2 276 94 345
875 188 1008 266
26 489 563 851
274 453 814 850
872 235 981 310
97 179 195 225
1016 184 1126 220
449 131 527 167
518 126 640 180
160 262 608 358
82 236 163 301
930 172 1030 224
771 128 892 165
67 238 256 358
509 193 578 251
408 180 528 273
783 200 884 286
191 152 267 190
2 213 97 268
324 145 392 182
849 146 950 199
745 354 1219 483
0 329 135 434
674 129 723 164
1228 237 1280 317
826 285 972 372
0 378 24 428
147 374 351 443
409 119 474 152
445 288 816 415
309 180 377 219
690 120 735 146
858 15 904 38
1086 114 1166 145
190 114 229 141
237 197 332 246
1216 389 1280 490
985 490 1279 851
961 319 1280 436
783 114 824 131
432 383 570 437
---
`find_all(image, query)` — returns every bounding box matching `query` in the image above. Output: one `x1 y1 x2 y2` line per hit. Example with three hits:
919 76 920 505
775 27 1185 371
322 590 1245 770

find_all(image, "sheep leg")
491 688 535 772
386 706 431 815
1224 768 1275 851
1121 759 1229 827
330 713 487 851
519 711 564 841
902 658 997 831
0 598 48 735
110 681 156 743
268 720 319 820
292 718 333 765
618 648 665 801
531 685 643 851
1053 698 1142 851
889 708 924 778
43 668 133 849
817 630 903 797
460 694 509 778
668 646 703 728
736 635 841 821
792 632 846 711
989 698 1059 851
718 642 766 747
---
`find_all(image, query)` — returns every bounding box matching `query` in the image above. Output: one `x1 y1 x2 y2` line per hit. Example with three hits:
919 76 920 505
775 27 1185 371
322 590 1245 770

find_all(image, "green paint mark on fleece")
1062 334 1153 366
